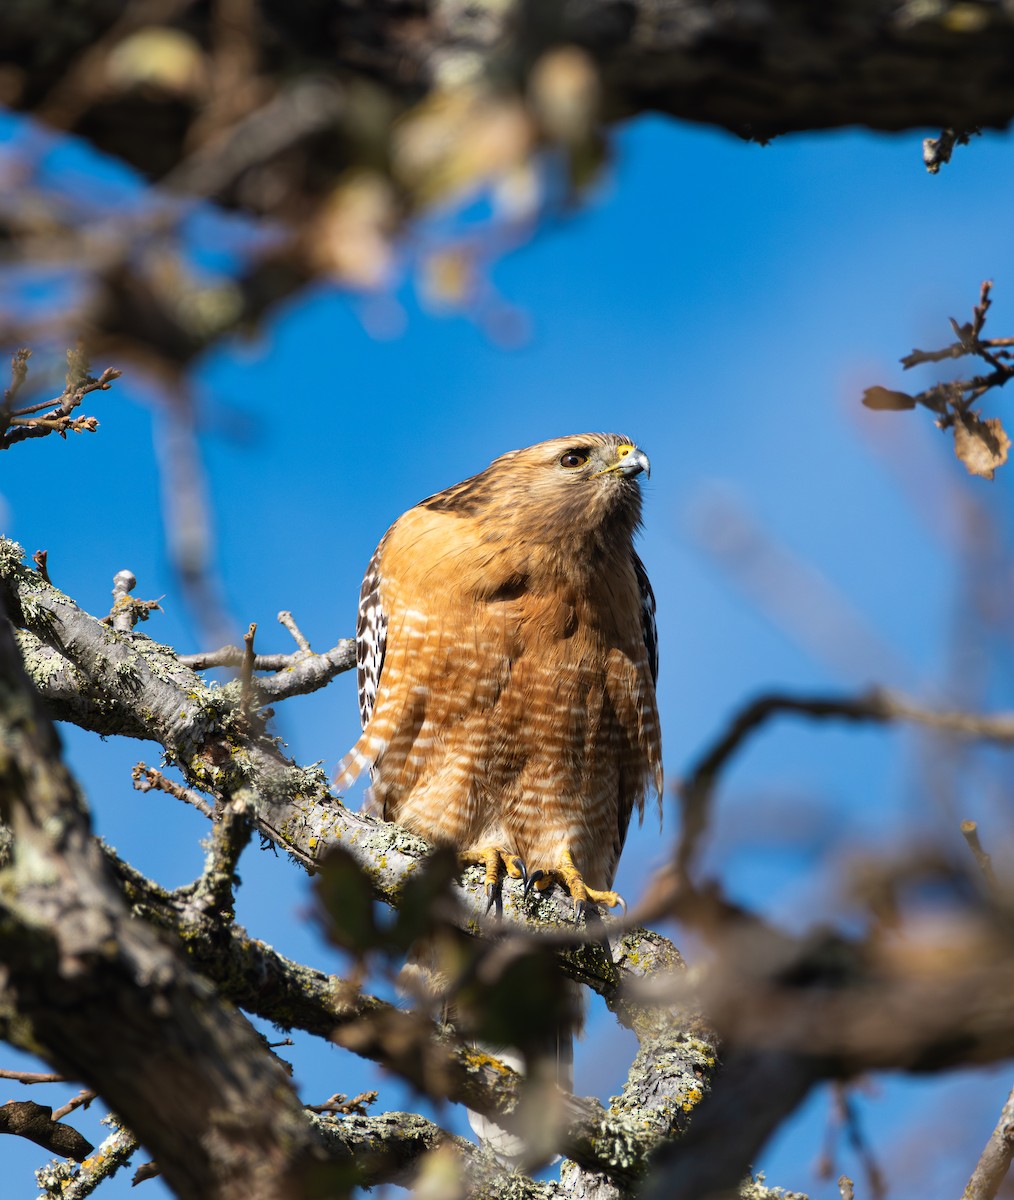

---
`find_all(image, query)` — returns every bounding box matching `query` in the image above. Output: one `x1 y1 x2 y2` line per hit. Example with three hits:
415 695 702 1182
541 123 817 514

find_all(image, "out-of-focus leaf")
529 47 600 144
314 847 379 954
953 412 1011 480
388 846 461 953
862 386 917 411
105 28 209 98
460 945 577 1054
411 1143 466 1200
420 249 474 308
315 845 462 958
392 88 533 206
309 170 397 288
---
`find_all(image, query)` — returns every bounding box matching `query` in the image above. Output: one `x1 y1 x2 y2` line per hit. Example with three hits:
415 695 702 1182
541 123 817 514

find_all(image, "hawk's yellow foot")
522 849 627 917
459 847 526 913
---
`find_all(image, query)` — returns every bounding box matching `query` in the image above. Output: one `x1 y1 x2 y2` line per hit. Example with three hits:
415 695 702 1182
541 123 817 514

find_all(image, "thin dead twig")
0 348 119 450
180 645 301 670
278 609 311 652
0 1068 66 1084
961 820 1001 898
32 550 51 585
306 1090 378 1116
3 348 30 409
862 282 1014 480
132 763 216 820
179 635 356 701
102 569 163 632
240 622 257 720
52 1090 96 1122
962 1085 1014 1200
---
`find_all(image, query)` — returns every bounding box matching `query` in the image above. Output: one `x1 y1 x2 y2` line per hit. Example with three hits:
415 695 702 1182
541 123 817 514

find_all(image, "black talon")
614 893 628 916
510 857 528 887
485 880 504 918
579 902 613 960
523 868 546 897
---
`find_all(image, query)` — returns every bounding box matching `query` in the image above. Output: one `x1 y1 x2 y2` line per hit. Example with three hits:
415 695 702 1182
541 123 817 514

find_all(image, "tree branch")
961 1085 1014 1200
676 686 1014 877
0 584 323 1199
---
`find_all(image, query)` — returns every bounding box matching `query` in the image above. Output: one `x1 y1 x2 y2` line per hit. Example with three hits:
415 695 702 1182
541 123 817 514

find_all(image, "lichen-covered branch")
0 590 323 1199
105 843 710 1191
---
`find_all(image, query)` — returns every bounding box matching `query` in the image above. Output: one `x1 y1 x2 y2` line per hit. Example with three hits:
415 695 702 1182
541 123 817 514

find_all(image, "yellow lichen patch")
463 1048 514 1076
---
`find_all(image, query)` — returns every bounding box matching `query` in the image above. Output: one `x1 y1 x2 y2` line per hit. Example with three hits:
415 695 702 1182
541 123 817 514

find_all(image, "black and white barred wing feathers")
355 538 388 731
632 550 658 687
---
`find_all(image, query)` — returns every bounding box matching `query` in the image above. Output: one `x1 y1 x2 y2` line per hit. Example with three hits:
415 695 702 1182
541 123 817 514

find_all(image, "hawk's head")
503 432 649 538
419 432 650 546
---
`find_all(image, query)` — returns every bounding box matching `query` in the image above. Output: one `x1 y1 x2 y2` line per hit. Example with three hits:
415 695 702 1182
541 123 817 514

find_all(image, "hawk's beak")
612 444 650 479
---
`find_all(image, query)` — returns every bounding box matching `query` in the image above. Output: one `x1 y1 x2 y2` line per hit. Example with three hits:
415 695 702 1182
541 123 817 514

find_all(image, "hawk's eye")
560 452 588 469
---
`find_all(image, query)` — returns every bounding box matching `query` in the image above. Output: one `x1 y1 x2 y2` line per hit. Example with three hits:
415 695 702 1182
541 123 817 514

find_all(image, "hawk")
336 432 662 912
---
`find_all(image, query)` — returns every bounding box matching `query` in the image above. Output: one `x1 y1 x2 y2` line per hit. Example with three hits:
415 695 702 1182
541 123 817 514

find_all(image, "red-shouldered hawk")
336 433 662 913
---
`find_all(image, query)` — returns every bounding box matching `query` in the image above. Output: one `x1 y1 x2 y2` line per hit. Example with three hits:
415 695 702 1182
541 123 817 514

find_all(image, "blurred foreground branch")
677 686 1014 877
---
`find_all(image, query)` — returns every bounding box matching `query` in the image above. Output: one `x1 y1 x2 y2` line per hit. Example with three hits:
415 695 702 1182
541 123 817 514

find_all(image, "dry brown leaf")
861 386 917 411
953 412 1011 480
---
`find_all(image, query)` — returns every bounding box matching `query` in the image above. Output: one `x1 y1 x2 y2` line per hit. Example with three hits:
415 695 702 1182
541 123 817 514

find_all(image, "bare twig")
132 762 216 820
3 348 31 410
51 1089 96 1122
104 569 162 632
278 609 311 653
0 349 118 451
240 621 257 720
961 820 1001 898
835 1085 886 1200
923 127 980 174
131 1161 160 1186
180 645 299 670
0 1100 93 1161
961 1085 1014 1200
184 799 253 920
32 550 50 585
306 1090 378 1116
862 283 1014 479
0 1068 66 1084
178 637 356 700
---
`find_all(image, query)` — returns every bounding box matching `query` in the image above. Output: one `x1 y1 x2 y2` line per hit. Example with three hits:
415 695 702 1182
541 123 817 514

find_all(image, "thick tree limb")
0 589 323 1200
4 2 1013 380
10 0 1014 182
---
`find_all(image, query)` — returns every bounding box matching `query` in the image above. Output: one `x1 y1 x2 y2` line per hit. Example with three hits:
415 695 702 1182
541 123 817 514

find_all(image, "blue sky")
3 110 1014 1198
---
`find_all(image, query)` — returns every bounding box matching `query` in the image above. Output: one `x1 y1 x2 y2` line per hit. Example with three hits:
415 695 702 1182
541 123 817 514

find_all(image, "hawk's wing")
632 550 658 687
356 539 388 730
